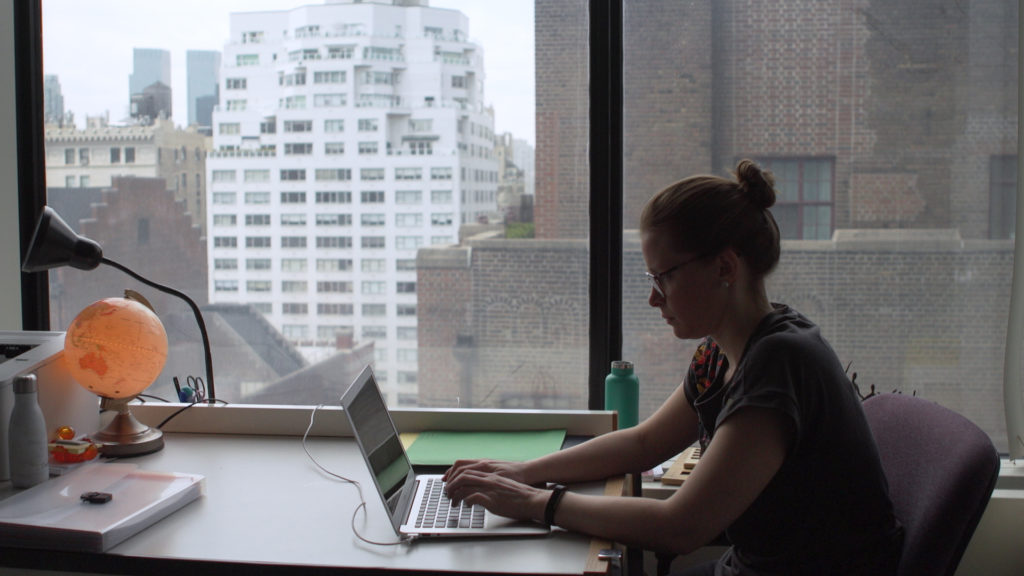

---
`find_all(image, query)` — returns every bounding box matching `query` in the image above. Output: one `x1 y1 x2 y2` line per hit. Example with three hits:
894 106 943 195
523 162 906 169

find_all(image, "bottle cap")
13 373 37 394
611 360 633 371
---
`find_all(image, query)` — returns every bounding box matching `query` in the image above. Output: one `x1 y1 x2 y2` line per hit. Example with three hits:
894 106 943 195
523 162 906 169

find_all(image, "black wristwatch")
545 484 568 526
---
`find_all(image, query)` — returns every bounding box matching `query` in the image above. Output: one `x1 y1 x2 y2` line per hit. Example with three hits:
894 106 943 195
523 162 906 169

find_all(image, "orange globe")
64 297 169 399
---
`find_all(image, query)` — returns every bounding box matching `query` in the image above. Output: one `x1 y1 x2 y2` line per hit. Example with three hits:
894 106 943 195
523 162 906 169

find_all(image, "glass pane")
624 1 1016 450
42 1 581 410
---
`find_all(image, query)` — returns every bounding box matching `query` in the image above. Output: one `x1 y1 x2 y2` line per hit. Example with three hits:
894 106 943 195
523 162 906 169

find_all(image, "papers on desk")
0 462 204 552
404 429 567 466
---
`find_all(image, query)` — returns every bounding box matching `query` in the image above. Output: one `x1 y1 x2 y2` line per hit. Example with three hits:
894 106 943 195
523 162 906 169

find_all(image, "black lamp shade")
22 206 103 272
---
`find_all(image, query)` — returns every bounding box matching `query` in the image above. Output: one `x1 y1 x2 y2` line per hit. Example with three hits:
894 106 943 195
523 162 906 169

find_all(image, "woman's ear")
715 248 741 286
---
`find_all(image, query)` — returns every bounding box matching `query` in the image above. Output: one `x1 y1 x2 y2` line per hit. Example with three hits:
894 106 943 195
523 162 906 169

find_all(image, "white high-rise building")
207 0 498 404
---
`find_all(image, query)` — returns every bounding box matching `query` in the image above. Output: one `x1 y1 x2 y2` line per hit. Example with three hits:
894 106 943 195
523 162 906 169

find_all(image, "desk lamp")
21 207 217 454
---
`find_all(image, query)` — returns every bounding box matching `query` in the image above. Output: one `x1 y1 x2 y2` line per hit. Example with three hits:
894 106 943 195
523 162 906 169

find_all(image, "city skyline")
41 0 536 144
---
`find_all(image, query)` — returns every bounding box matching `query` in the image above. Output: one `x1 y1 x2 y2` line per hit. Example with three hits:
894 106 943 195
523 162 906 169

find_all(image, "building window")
361 168 385 181
215 280 239 292
431 213 453 226
358 118 379 132
361 190 385 203
316 236 353 248
281 236 308 248
64 148 74 165
214 214 238 226
280 169 306 181
213 236 238 248
990 155 1017 240
395 167 422 180
245 191 271 204
316 191 351 204
236 54 259 66
226 99 247 111
213 192 237 205
324 119 344 132
396 259 416 272
281 258 307 272
396 282 416 294
280 191 307 204
362 258 386 272
314 93 346 107
284 143 313 156
246 259 271 271
396 213 423 227
317 303 353 315
225 77 247 90
124 147 135 163
109 147 121 163
361 236 386 249
396 327 417 341
314 70 346 84
281 325 309 340
316 258 352 272
281 281 308 293
362 303 386 317
246 236 272 248
396 190 422 204
219 123 240 135
325 142 345 155
318 281 352 293
283 120 313 133
358 141 379 155
431 189 452 204
316 168 351 181
245 169 270 183
396 236 422 250
282 303 309 315
362 281 386 295
281 214 307 226
761 158 834 240
78 148 89 166
247 280 272 292
214 258 238 270
361 214 386 227
244 214 269 226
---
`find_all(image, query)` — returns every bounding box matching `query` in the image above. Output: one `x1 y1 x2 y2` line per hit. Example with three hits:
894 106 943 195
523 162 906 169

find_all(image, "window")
990 155 1017 240
281 281 308 293
281 214 307 226
64 148 74 165
431 189 452 203
236 54 259 66
363 303 386 317
280 191 307 204
281 236 308 249
396 327 417 341
214 258 238 270
316 236 353 248
281 259 307 272
362 236 386 249
396 190 422 204
397 304 417 317
314 70 346 84
317 281 352 293
318 303 353 315
397 349 418 363
318 325 351 340
361 214 385 227
247 280 272 292
245 169 270 183
362 258 386 272
109 147 120 163
395 167 422 180
362 326 387 339
213 236 238 248
215 280 239 292
213 170 237 183
213 192 237 205
431 213 453 226
282 325 309 340
246 236 272 248
219 123 240 135
361 168 385 181
314 93 346 107
281 95 306 109
324 119 344 132
247 259 272 271
280 169 306 181
317 258 352 272
760 158 834 241
246 214 270 226
284 143 313 155
431 235 453 246
362 281 386 295
282 303 309 315
245 191 270 204
396 214 423 227
214 215 237 226
361 190 385 203
325 142 345 155
284 120 313 133
396 236 422 250
316 168 351 181
451 75 465 88
358 142 379 155
358 118 379 132
316 214 351 226
396 259 416 272
226 99 247 111
396 282 416 294
316 191 351 204
226 77 247 90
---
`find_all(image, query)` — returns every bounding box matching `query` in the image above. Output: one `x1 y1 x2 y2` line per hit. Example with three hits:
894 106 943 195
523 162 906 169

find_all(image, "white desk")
0 404 622 575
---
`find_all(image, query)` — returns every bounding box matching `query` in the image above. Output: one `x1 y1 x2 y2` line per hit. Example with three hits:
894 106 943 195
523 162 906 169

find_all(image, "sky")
41 0 536 144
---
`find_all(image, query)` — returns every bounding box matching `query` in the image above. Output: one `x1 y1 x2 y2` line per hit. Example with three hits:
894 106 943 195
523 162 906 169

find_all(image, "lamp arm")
100 257 216 401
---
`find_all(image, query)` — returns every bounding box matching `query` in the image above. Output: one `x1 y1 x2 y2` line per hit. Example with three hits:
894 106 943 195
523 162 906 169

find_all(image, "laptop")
340 365 551 538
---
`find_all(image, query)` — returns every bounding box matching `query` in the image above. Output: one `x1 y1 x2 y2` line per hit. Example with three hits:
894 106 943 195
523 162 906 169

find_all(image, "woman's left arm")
445 406 793 555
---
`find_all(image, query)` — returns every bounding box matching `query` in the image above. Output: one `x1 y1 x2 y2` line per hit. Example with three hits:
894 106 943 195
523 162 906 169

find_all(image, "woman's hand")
443 458 531 485
443 468 549 522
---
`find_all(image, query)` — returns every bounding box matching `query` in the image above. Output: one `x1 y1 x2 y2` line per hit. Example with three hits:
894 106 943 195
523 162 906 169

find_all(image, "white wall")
0 0 23 331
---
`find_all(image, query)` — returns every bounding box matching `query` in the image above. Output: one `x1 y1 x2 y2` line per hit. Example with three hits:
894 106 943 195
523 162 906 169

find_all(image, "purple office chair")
862 394 999 576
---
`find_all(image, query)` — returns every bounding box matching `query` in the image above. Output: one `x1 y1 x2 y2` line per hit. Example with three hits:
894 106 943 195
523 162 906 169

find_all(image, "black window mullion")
589 0 624 410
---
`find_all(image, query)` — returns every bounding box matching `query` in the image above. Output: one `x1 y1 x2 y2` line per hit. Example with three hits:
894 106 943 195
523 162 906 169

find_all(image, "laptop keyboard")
415 477 486 529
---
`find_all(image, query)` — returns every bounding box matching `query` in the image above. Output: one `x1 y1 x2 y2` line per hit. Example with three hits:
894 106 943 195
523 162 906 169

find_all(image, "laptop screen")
343 367 414 518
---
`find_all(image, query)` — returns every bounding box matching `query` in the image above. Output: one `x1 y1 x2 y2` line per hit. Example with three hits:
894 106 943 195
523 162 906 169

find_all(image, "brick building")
418 0 1017 449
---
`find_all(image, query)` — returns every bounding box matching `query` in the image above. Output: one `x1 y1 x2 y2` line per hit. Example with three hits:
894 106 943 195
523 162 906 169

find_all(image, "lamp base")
93 398 164 457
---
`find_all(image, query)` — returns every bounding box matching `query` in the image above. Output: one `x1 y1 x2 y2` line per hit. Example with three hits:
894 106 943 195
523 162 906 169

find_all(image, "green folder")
405 429 567 466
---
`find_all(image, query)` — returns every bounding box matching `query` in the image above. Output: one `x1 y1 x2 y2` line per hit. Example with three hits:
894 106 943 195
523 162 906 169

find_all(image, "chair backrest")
862 394 999 576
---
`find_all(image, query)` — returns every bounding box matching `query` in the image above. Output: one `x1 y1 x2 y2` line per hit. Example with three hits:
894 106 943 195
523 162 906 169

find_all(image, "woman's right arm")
445 380 701 486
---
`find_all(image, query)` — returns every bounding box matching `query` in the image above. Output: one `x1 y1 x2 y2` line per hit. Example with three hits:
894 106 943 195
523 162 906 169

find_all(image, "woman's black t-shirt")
684 304 903 575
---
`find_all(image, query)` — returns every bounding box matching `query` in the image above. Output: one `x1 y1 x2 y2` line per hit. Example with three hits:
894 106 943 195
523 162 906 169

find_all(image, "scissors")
174 376 207 403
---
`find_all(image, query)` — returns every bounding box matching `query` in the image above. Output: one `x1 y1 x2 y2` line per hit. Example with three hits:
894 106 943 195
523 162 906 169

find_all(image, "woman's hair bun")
735 159 776 210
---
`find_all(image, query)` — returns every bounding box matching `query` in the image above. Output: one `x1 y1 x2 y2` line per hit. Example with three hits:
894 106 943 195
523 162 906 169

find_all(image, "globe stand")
93 396 164 457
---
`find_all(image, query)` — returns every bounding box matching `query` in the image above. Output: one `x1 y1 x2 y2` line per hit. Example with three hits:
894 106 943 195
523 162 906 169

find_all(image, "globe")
64 297 169 399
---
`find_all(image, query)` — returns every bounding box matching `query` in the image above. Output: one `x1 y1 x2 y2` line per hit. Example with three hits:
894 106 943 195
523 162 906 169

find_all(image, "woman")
444 160 903 575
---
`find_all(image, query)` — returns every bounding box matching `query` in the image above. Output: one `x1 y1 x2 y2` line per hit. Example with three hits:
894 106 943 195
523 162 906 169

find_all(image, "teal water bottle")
605 361 639 429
